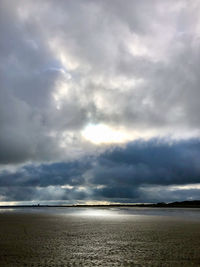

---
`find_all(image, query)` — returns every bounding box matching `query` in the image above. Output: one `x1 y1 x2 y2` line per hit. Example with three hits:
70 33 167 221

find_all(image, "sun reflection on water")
76 208 117 217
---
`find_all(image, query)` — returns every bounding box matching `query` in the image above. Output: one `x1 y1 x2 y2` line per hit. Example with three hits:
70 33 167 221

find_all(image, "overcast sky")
1 0 200 204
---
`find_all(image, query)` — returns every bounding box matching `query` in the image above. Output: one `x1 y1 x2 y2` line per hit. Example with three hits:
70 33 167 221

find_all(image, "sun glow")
81 124 133 144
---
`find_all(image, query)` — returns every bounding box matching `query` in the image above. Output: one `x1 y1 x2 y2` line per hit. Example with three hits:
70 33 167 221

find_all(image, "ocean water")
0 207 200 266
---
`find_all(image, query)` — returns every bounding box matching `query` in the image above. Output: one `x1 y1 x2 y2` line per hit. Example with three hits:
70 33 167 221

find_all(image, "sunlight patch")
81 124 133 144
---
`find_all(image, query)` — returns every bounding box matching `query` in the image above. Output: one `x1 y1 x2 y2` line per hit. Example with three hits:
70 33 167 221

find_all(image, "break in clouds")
0 0 200 203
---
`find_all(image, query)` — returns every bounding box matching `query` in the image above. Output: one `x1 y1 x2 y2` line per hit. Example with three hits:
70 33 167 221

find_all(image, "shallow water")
0 207 200 266
1 206 200 219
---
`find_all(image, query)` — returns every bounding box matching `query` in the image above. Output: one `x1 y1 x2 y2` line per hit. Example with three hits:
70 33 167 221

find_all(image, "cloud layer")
0 139 200 203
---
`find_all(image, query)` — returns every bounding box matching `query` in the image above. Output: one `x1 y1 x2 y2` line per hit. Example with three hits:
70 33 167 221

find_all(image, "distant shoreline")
0 200 200 208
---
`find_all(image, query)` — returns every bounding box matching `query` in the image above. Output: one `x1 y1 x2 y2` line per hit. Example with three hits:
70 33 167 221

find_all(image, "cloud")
0 161 89 187
1 1 200 203
0 139 200 202
91 139 200 186
1 1 200 166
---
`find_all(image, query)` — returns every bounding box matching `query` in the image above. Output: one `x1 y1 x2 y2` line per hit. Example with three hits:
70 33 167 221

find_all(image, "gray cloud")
1 1 200 203
1 0 200 165
94 140 200 184
0 139 200 203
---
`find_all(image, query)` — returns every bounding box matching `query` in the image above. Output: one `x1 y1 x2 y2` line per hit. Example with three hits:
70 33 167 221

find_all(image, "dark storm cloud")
91 139 200 186
92 186 139 200
0 161 90 187
88 139 200 202
0 139 200 202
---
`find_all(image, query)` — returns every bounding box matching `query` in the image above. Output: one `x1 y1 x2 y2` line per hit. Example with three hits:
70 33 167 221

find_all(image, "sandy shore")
0 210 200 266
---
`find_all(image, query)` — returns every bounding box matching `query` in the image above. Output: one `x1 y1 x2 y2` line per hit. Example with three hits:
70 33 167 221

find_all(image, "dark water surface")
0 207 200 266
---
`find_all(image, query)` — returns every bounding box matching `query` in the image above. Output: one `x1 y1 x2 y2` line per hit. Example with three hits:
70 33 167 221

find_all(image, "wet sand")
0 208 200 266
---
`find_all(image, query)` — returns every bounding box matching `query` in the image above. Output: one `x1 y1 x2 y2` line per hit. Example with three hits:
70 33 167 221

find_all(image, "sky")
0 0 200 204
